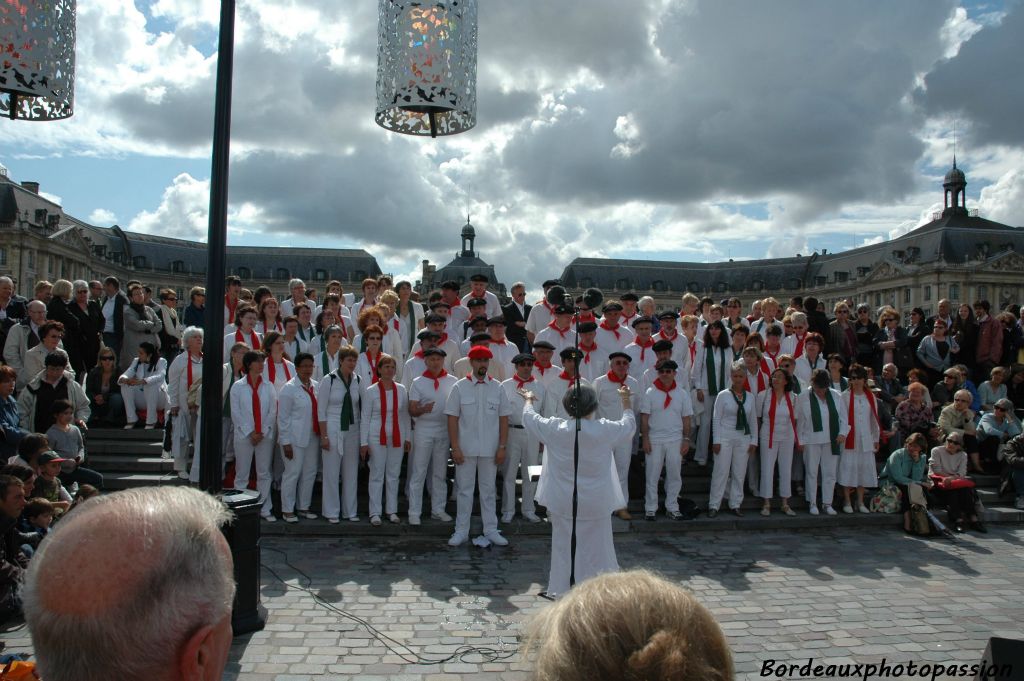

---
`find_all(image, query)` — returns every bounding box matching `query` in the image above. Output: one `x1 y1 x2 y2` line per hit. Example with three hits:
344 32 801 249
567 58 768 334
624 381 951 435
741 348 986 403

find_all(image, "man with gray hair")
24 487 236 681
2 300 47 386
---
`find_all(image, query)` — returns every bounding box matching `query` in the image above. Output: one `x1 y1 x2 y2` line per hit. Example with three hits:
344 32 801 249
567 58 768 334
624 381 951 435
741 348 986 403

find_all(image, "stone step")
84 427 165 442
87 455 175 474
101 471 189 490
82 440 167 456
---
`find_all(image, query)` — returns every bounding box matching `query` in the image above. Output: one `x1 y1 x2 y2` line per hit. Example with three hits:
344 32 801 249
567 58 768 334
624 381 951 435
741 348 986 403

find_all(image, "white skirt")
837 448 878 488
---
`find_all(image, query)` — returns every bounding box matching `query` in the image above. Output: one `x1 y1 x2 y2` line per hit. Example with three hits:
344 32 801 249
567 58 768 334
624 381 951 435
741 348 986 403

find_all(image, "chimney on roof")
21 181 39 194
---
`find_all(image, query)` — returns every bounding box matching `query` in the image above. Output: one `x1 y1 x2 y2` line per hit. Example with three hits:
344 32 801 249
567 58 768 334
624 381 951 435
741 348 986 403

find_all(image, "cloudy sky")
3 0 1023 294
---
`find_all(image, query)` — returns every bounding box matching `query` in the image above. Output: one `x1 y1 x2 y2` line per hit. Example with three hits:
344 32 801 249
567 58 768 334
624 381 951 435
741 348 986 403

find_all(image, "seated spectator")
85 348 125 427
0 365 27 461
16 352 90 434
1008 364 1024 411
32 452 71 515
875 363 907 409
977 398 1022 463
21 498 54 556
1002 433 1024 510
8 433 48 472
117 341 168 429
978 366 1009 413
69 483 99 512
938 389 982 473
21 321 66 389
930 369 960 418
954 364 981 413
24 487 236 681
0 473 30 621
928 432 985 533
894 382 932 442
525 569 733 681
879 433 934 534
44 399 104 490
0 464 36 499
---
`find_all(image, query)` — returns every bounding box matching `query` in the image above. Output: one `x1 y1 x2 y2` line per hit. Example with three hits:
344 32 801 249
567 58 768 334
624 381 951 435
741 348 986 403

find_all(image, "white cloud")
978 168 1024 226
88 208 118 225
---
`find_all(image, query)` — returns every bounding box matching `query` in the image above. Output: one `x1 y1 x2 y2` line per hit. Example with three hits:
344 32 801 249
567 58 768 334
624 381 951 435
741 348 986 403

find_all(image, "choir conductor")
520 382 636 598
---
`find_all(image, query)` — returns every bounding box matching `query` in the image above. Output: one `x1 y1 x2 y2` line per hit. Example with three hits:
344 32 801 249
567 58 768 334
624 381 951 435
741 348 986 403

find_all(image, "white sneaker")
809 505 820 516
760 506 770 517
388 513 400 524
448 533 468 546
824 505 837 516
408 515 421 526
283 514 298 524
260 513 276 523
858 504 870 514
124 423 135 430
370 515 382 526
842 504 854 514
485 532 509 546
501 512 515 523
299 511 318 520
177 471 189 480
523 512 542 523
326 517 340 524
431 511 453 522
347 516 360 522
1016 497 1024 510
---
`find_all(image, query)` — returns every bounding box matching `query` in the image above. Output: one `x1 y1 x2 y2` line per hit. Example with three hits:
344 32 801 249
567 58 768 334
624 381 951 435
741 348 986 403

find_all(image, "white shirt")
592 373 639 420
167 352 202 411
840 390 880 452
446 305 471 345
444 376 513 458
409 372 458 432
223 328 262 358
781 333 808 359
712 388 758 445
229 376 278 437
749 317 784 339
262 358 296 393
316 370 362 434
488 338 519 375
624 338 657 380
641 382 694 444
277 377 320 448
525 301 555 338
794 353 825 389
759 391 799 445
534 323 576 358
692 345 730 393
797 388 850 446
118 356 168 389
313 347 343 382
545 374 591 420
410 337 460 372
577 343 609 383
462 290 502 319
595 322 635 357
531 362 562 389
359 381 412 447
102 297 116 333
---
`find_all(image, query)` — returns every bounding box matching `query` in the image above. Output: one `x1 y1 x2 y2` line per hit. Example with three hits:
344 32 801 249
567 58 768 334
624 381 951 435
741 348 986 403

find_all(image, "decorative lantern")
0 0 76 121
375 0 476 138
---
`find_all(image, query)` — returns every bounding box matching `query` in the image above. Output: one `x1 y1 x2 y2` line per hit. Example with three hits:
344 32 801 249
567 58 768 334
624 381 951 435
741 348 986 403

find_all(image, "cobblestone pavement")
4 527 1023 680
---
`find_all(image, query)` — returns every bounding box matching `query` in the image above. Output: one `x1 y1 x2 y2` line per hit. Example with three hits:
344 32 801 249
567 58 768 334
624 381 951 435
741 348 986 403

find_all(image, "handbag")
870 482 902 514
910 505 933 536
929 475 975 490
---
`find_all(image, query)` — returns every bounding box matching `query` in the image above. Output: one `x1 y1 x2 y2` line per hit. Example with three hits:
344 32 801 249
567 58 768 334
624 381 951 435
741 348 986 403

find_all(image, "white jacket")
229 376 278 438
277 377 320 448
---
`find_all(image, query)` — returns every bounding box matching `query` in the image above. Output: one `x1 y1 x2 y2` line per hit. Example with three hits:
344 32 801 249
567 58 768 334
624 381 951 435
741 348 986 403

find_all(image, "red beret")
467 345 493 360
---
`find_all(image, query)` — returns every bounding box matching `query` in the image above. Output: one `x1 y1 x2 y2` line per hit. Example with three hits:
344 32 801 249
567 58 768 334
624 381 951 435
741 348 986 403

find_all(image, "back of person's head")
562 384 599 419
18 433 49 464
526 569 733 681
24 486 237 681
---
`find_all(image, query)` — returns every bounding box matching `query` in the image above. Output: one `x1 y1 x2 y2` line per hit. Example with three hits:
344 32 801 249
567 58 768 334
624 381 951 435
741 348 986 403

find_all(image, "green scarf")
337 371 354 431
706 346 726 394
810 389 841 455
731 389 750 435
297 325 312 343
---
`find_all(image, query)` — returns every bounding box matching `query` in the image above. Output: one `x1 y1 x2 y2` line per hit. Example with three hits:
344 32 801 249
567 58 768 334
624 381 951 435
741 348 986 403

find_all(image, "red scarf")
579 341 598 364
268 359 292 384
414 349 425 360
547 320 570 339
235 328 260 348
392 318 400 333
689 341 697 365
768 392 799 448
634 337 654 362
653 377 676 408
792 334 806 358
438 332 449 346
187 353 201 389
845 389 879 450
303 383 320 435
578 311 596 324
658 328 678 343
606 370 627 385
378 382 401 446
423 368 447 390
248 376 262 432
599 320 621 340
543 300 556 315
558 370 574 383
514 374 535 390
744 370 766 394
449 298 462 307
365 351 380 383
535 361 553 376
337 315 348 338
225 295 238 324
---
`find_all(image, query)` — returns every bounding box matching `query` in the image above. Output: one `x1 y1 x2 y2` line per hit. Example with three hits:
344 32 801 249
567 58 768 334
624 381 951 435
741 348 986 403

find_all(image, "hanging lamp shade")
0 0 76 121
375 0 476 138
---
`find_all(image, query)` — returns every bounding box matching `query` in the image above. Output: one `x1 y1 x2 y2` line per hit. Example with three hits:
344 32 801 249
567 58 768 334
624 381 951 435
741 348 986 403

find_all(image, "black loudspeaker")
975 637 1024 680
221 489 268 636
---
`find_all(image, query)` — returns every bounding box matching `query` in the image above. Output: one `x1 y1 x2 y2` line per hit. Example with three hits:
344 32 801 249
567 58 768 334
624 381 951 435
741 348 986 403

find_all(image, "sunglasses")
995 406 1007 412
100 356 115 361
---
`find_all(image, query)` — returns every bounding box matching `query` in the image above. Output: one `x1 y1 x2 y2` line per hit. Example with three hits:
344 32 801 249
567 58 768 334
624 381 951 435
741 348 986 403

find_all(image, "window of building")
787 278 801 290
751 280 764 292
579 277 594 289
172 260 186 273
35 209 47 225
616 278 630 290
26 251 34 269
47 255 53 273
237 266 251 279
923 285 931 302
353 270 368 282
715 282 728 293
276 268 290 280
815 276 826 287
651 280 666 292
977 285 987 301
0 247 6 267
875 293 881 307
314 269 327 281
904 288 911 304
133 256 147 269
948 283 960 301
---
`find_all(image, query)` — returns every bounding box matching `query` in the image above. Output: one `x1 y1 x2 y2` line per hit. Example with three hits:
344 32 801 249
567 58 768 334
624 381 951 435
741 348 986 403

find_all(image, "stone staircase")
83 427 1024 535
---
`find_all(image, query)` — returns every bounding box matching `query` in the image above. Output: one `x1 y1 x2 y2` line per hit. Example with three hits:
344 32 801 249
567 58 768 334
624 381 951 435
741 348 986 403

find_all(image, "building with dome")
559 161 1024 317
416 218 507 299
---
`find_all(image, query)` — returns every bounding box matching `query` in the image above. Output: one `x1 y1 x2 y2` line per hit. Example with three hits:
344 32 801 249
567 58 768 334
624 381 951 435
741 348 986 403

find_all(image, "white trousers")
612 438 632 507
122 383 165 424
645 440 682 514
455 456 498 537
322 427 360 520
233 431 275 515
746 447 760 494
408 428 450 518
368 442 405 517
280 439 320 513
189 415 232 484
170 410 195 473
759 438 794 499
502 427 541 516
804 443 840 506
709 439 749 511
547 513 618 598
694 393 717 464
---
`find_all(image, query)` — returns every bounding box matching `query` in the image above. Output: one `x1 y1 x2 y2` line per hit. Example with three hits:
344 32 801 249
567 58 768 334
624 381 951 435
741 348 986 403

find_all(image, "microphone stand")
566 294 581 588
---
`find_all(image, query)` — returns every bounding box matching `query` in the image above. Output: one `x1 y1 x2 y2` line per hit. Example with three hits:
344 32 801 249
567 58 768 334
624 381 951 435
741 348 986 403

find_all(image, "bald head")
24 487 236 681
27 300 45 313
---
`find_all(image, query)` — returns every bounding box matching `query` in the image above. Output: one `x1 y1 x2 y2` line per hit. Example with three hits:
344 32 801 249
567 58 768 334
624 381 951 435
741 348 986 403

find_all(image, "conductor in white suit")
521 382 636 599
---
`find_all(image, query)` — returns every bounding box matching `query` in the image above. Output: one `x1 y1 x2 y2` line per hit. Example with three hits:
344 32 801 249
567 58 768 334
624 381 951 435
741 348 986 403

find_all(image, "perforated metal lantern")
0 0 76 121
376 0 476 138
